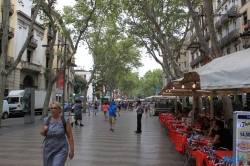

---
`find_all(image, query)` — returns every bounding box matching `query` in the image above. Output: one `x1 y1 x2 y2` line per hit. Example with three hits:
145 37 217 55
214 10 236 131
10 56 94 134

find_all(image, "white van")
2 100 9 119
7 90 52 115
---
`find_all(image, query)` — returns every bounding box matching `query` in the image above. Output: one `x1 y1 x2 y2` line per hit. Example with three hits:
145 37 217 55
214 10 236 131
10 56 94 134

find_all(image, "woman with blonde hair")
40 101 74 165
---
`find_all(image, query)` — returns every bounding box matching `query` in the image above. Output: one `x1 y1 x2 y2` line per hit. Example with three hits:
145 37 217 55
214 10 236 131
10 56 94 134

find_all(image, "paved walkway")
0 110 195 166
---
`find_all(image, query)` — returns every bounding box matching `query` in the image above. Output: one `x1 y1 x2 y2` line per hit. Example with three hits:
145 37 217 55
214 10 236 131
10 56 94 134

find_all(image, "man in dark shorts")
74 100 84 127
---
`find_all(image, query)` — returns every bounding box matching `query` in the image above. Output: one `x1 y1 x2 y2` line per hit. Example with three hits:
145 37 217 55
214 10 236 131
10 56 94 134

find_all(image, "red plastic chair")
175 134 185 161
195 150 205 166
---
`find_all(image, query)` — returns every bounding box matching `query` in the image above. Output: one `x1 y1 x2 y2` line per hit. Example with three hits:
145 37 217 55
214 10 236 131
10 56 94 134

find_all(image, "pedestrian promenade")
0 110 195 166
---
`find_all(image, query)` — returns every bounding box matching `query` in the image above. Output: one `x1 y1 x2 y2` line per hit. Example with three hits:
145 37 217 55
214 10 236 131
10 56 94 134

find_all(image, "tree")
41 0 97 118
74 74 87 94
186 0 233 129
122 0 188 81
0 0 42 126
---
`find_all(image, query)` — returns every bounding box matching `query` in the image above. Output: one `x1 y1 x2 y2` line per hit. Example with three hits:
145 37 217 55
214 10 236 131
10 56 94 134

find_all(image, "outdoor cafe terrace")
158 112 235 166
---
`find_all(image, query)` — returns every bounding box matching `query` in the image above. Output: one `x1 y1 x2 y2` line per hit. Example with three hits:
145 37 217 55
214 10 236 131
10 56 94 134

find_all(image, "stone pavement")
0 110 195 166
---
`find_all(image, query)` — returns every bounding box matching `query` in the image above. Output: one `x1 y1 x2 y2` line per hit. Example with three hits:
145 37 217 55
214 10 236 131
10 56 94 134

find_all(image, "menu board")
182 117 191 126
235 114 250 166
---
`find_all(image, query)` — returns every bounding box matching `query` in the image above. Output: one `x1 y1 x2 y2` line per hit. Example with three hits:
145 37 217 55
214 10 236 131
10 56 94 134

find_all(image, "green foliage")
170 101 182 112
213 99 223 117
74 74 87 94
232 100 242 111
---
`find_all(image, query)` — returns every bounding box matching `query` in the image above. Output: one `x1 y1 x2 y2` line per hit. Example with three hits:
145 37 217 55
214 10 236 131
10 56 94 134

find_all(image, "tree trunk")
204 0 222 58
222 96 233 133
186 0 214 60
42 81 54 118
83 87 88 113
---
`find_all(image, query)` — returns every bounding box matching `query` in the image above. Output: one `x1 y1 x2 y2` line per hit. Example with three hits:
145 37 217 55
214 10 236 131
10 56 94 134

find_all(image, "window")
7 97 19 104
218 0 221 6
192 55 194 61
27 50 32 62
179 64 181 68
225 5 227 11
242 0 246 6
227 48 230 55
184 61 187 68
243 11 247 25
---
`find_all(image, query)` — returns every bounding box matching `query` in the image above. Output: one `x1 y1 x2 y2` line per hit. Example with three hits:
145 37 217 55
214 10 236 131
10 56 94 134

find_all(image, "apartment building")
187 0 243 70
0 0 75 103
75 69 94 102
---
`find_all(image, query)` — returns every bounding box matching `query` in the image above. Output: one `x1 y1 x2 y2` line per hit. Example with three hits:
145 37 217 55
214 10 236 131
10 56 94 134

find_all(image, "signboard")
233 111 250 166
56 69 64 88
182 117 191 126
155 87 160 95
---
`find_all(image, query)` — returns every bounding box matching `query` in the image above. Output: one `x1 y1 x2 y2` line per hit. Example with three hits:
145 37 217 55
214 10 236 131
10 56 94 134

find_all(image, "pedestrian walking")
74 100 84 126
88 102 92 116
135 100 143 133
40 101 74 165
93 101 99 116
102 102 108 121
108 101 118 132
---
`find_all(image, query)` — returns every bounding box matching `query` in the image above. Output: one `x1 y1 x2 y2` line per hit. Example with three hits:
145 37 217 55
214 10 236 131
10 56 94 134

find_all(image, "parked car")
2 100 9 119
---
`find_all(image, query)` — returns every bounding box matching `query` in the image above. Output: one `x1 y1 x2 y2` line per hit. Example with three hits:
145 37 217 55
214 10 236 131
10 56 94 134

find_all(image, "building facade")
0 0 75 104
187 1 244 70
74 69 93 102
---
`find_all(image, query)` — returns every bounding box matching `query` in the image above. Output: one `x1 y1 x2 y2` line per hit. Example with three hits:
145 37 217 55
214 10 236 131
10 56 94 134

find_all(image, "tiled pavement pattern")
0 110 196 166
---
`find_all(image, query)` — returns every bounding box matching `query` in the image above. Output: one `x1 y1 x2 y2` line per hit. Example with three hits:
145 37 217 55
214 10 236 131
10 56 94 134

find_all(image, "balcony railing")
220 29 240 46
190 54 205 67
215 19 222 29
0 23 14 39
221 14 229 24
228 5 237 15
28 38 38 50
227 29 240 41
21 61 41 72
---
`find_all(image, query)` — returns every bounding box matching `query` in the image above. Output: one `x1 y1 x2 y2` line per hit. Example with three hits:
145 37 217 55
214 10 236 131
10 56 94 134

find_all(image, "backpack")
42 116 67 145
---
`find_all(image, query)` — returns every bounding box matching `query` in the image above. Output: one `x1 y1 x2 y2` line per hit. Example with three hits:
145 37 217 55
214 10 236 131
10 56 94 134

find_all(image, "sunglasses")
50 107 59 110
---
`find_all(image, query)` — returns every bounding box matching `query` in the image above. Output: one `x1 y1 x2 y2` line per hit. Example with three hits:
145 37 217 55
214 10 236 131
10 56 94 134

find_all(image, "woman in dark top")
200 117 210 134
210 120 233 150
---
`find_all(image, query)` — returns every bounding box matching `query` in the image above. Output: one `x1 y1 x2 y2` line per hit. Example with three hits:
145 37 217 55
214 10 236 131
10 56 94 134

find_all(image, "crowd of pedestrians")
40 99 155 165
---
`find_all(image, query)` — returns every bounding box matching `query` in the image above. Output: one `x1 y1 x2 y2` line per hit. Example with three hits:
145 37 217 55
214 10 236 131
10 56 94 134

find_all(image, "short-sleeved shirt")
214 128 233 150
103 104 108 112
74 103 83 115
137 105 143 114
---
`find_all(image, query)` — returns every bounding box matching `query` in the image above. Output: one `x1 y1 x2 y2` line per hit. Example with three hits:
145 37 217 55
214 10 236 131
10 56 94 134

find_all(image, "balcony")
27 38 38 50
220 29 240 47
228 5 238 15
21 61 41 72
215 19 222 29
1 3 14 16
190 54 205 67
0 23 14 39
221 14 229 24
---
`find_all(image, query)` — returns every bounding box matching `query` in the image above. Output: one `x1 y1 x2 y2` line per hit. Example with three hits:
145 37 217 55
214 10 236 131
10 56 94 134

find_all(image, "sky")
56 1 161 77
